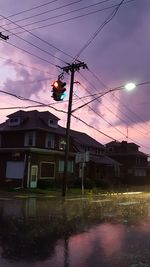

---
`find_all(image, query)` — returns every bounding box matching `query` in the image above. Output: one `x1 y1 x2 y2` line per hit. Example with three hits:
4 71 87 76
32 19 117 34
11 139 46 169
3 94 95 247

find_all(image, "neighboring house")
0 110 120 188
106 141 149 185
71 130 121 185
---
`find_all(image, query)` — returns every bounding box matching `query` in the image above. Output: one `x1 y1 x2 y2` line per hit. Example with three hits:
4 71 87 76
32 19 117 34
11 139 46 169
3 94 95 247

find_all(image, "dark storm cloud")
1 0 150 128
2 60 48 98
77 0 150 126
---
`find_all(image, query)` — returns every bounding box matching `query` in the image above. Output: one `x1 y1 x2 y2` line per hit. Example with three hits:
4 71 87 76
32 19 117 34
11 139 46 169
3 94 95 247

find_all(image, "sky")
0 0 150 154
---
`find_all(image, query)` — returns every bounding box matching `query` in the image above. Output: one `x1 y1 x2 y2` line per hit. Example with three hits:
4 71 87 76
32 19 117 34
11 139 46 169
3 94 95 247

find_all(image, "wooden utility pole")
61 62 87 197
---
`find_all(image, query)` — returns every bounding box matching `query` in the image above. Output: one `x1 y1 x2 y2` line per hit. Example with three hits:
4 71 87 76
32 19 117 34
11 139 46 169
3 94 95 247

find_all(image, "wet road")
0 192 150 266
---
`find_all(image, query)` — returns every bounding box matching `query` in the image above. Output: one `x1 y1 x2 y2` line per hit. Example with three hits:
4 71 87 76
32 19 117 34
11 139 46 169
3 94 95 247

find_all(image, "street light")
72 82 136 114
124 82 136 91
62 79 136 197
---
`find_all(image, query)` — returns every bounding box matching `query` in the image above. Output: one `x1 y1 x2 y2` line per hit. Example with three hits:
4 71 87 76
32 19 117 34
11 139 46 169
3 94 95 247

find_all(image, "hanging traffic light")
51 79 66 101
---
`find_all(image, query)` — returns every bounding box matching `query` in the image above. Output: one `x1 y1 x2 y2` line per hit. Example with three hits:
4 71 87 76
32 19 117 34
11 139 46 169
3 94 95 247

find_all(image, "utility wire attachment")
0 32 9 40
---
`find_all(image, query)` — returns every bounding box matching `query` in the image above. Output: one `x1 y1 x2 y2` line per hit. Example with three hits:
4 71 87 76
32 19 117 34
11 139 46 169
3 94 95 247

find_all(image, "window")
45 133 54 149
8 117 20 126
59 137 66 150
40 162 55 179
48 118 58 128
58 160 73 173
6 161 25 179
24 131 36 146
58 160 64 172
134 169 146 177
96 148 104 155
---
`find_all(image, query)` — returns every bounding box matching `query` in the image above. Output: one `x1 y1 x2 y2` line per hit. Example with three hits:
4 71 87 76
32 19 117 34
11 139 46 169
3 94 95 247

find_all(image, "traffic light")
51 79 66 101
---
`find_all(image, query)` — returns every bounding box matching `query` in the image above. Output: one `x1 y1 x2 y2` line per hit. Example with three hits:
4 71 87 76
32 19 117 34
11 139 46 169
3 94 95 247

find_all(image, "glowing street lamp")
72 82 136 114
124 82 136 91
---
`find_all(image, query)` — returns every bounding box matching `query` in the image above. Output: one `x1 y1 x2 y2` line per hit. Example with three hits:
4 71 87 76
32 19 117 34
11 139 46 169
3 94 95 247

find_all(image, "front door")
30 165 38 188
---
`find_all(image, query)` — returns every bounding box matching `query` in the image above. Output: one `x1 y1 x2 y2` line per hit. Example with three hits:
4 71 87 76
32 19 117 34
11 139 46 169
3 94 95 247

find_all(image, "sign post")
75 152 89 195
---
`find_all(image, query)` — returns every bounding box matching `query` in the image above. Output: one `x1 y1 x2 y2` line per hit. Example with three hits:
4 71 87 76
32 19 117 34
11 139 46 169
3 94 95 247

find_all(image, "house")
106 141 149 185
0 110 120 189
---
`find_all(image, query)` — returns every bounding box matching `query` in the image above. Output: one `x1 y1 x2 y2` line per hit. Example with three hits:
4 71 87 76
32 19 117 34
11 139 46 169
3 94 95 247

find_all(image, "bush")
84 178 95 189
70 177 95 189
94 178 112 189
37 179 56 189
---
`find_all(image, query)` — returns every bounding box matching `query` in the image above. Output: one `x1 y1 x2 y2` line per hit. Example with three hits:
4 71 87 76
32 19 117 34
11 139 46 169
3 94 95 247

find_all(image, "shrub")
94 178 112 189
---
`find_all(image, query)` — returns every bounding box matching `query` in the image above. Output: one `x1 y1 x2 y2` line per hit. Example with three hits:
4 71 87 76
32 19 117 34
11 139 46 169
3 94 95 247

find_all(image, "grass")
0 184 149 198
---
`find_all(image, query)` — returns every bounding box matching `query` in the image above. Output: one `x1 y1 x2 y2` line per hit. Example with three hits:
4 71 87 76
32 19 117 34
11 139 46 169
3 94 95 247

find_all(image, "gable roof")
0 110 104 149
7 110 60 121
70 129 104 148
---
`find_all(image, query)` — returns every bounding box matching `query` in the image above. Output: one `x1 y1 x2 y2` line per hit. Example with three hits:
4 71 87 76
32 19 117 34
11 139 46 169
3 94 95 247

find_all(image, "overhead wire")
0 18 68 65
0 55 52 75
3 0 113 31
3 0 136 34
77 76 150 148
0 0 61 20
73 91 128 138
79 72 150 137
88 69 150 132
73 87 150 149
0 88 118 141
2 0 90 27
74 0 126 59
2 40 58 67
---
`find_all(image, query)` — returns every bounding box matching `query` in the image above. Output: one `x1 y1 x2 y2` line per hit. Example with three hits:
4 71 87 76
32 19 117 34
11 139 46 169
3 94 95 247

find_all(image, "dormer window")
48 118 58 128
8 117 20 126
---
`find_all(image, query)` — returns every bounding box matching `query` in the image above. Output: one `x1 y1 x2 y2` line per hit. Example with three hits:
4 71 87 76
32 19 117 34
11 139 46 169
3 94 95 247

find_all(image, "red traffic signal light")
51 80 66 101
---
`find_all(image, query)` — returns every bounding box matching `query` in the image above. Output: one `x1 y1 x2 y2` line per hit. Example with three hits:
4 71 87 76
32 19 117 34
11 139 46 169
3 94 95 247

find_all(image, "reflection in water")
0 196 149 266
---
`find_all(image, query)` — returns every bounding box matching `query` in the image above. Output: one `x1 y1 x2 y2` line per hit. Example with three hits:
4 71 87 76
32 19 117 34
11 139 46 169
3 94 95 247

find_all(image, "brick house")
106 141 149 185
0 110 120 188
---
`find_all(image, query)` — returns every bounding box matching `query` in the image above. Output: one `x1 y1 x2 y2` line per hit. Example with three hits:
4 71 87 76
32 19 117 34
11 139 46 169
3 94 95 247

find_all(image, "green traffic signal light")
51 80 66 101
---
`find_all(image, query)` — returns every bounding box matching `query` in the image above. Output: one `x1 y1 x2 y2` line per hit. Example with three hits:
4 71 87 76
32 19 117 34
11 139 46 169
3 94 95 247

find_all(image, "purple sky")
0 0 150 153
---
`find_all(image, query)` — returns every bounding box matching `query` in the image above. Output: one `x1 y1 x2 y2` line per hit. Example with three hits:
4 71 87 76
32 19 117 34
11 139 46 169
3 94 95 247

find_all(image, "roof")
106 140 139 148
90 155 121 165
0 110 60 132
7 110 60 121
107 151 147 157
70 129 104 148
0 110 104 149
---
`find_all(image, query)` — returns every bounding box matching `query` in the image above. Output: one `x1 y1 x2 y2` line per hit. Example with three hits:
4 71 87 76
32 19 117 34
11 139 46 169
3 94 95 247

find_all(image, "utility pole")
0 32 9 40
61 62 87 197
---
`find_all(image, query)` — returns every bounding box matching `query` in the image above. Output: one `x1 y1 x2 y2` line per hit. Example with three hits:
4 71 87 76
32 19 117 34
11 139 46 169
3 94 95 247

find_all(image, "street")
0 192 150 266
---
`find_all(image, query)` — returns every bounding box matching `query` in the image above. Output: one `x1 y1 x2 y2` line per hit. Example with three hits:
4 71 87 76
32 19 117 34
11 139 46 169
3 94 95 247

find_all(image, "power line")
4 0 135 34
3 0 113 31
0 0 61 20
0 55 52 75
2 0 88 27
1 16 75 63
74 0 126 59
79 73 149 136
0 18 68 65
73 74 150 123
72 113 117 141
3 40 58 67
88 69 150 133
0 88 119 141
1 87 149 148
2 77 52 86
73 89 150 149
0 88 67 114
74 91 128 138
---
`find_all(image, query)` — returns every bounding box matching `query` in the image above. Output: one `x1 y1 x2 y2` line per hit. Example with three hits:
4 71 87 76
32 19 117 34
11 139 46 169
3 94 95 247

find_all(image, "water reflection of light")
96 223 124 256
67 223 125 267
